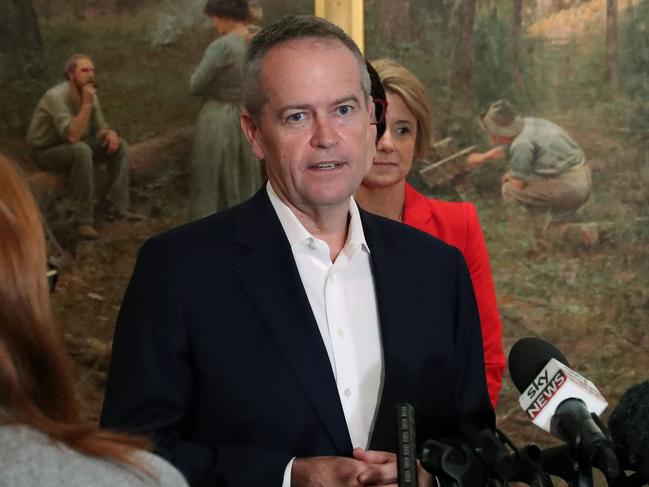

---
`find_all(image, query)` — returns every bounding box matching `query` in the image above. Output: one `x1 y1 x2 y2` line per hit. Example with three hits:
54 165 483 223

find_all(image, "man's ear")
240 110 266 161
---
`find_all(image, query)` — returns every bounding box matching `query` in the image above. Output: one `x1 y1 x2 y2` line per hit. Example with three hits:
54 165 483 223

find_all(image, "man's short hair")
242 15 370 119
203 0 249 21
63 53 92 79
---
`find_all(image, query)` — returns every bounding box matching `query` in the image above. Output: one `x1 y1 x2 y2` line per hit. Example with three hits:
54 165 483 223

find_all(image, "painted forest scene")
1 0 649 485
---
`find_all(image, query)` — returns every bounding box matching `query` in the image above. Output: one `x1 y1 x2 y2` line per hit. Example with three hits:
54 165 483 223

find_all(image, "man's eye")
286 113 305 123
336 105 353 116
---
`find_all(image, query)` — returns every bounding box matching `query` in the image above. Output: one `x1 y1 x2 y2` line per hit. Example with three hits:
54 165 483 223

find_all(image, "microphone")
608 380 649 483
509 337 608 432
420 436 484 487
508 337 620 480
396 403 419 487
419 429 552 487
472 428 553 487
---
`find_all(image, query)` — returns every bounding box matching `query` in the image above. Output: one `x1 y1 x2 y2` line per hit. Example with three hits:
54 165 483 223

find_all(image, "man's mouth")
311 162 343 170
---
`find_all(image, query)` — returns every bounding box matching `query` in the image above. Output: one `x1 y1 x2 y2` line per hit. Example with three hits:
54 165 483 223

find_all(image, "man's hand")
81 84 96 106
466 152 485 167
353 449 397 485
468 146 507 168
501 172 526 189
353 448 435 486
101 129 120 155
291 456 381 486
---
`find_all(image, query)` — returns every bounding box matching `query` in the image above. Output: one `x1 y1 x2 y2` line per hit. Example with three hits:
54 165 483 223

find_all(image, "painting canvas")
1 0 648 477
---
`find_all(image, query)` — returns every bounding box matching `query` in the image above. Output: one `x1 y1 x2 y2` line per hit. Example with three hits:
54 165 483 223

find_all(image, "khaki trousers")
502 161 591 219
34 138 130 225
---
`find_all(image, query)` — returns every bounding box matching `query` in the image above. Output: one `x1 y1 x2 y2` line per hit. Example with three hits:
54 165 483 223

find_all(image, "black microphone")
509 337 620 480
608 380 649 484
420 436 484 487
472 428 553 487
419 429 554 487
539 444 578 483
396 403 419 487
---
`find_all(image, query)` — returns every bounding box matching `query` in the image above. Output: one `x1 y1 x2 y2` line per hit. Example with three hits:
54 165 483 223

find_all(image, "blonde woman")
356 59 505 407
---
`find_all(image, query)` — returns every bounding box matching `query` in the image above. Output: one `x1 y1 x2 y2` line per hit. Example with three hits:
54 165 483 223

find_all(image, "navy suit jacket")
101 188 494 486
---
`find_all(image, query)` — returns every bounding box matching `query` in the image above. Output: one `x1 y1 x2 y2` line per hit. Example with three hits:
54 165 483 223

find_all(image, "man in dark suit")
101 15 494 487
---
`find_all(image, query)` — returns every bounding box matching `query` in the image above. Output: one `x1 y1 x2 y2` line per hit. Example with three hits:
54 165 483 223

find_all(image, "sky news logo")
525 369 567 419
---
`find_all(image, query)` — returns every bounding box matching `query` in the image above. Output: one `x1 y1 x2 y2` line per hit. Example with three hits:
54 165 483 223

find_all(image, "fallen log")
26 170 65 201
128 125 194 183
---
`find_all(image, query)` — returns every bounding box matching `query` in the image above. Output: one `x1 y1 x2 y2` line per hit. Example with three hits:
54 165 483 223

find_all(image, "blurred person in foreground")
0 153 188 487
466 100 591 222
189 0 262 220
355 59 505 409
26 53 136 241
101 15 493 486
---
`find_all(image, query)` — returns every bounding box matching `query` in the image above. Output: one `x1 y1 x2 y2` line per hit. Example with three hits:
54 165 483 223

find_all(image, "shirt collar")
266 181 370 256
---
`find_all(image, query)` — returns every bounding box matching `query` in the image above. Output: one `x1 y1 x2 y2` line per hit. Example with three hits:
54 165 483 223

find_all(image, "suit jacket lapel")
231 189 353 455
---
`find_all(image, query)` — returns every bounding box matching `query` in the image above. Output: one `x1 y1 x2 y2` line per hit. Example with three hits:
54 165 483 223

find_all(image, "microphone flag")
518 358 608 432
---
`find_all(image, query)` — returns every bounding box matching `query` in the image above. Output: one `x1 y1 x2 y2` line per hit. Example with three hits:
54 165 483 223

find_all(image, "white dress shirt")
266 183 383 486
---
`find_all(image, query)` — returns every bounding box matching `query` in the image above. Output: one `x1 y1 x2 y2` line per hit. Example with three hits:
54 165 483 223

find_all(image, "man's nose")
310 115 338 149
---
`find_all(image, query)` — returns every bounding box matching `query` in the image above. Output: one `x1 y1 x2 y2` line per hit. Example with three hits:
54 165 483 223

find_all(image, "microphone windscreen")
508 337 570 393
608 380 649 476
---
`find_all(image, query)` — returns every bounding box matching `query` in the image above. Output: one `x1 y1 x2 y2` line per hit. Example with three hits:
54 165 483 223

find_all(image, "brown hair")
371 58 433 160
63 53 92 79
0 154 151 474
203 0 249 21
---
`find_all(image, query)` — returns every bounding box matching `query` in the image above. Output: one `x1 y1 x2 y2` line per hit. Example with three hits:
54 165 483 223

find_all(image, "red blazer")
403 183 505 407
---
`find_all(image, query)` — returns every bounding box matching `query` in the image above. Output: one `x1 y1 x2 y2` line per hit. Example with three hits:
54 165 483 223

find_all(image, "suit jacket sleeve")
100 238 292 487
450 246 496 438
463 205 506 408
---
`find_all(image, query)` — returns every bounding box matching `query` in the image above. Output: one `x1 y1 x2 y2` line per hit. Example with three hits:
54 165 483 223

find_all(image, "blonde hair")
371 58 432 160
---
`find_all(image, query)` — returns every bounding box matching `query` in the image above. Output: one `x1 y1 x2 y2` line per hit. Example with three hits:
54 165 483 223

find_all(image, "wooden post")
314 0 364 52
605 0 619 89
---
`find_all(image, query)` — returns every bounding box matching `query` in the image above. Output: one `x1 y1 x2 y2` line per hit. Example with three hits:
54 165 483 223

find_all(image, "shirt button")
308 240 317 250
344 388 351 397
337 329 344 338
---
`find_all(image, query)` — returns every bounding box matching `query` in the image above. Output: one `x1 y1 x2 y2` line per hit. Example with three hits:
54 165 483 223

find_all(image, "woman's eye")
395 127 411 136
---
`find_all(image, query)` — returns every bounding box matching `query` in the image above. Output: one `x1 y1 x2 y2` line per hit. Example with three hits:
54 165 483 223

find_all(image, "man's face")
241 39 376 215
69 58 95 89
491 134 514 147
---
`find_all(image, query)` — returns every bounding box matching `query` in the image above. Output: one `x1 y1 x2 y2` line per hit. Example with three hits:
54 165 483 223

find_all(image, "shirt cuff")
281 457 296 487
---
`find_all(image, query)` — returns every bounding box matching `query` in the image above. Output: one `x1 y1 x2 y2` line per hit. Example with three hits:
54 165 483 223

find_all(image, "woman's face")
362 90 417 189
211 16 229 34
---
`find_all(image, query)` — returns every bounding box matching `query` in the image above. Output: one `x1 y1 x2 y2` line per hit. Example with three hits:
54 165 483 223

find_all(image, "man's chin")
305 186 359 209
